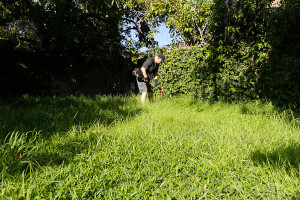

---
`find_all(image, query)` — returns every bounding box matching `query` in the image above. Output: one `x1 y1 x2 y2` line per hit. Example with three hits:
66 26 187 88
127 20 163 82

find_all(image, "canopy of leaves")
1 0 299 107
145 0 299 107
0 0 155 95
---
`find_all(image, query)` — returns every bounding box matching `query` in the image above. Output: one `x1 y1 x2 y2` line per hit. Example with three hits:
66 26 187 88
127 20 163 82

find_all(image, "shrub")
159 42 269 102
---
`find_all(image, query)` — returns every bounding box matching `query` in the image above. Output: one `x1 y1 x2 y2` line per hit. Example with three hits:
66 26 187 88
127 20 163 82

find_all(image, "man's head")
155 53 165 64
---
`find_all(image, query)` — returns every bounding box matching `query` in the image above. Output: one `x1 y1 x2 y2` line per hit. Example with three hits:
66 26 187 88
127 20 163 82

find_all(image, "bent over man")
136 53 165 104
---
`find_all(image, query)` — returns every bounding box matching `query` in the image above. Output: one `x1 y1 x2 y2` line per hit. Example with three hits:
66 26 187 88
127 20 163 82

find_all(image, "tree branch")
79 12 107 23
18 37 39 45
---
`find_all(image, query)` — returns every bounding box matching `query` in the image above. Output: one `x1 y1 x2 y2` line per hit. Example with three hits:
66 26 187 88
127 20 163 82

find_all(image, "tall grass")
1 95 299 199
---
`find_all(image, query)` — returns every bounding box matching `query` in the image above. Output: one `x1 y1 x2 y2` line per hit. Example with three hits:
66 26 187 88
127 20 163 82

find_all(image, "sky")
154 23 173 47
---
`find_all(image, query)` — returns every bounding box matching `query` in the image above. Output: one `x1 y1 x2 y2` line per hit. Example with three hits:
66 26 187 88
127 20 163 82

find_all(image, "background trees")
142 0 299 107
0 0 153 95
1 0 299 107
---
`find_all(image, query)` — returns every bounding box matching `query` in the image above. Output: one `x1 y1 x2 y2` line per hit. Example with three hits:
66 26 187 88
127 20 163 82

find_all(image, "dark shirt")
141 57 159 80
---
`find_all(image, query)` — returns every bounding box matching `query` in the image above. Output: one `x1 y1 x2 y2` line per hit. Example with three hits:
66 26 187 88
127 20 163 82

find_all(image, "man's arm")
141 67 147 77
141 67 149 82
154 73 159 86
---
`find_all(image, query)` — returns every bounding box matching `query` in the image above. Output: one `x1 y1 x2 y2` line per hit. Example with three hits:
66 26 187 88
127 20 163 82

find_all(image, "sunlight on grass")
1 95 299 199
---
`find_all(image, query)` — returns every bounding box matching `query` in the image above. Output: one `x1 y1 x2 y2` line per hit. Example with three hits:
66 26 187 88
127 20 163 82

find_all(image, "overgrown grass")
1 95 299 199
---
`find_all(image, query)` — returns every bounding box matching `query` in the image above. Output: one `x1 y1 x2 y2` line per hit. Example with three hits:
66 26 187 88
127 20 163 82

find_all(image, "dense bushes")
159 41 299 107
0 1 153 96
159 43 267 102
258 0 300 107
159 40 299 106
158 0 299 107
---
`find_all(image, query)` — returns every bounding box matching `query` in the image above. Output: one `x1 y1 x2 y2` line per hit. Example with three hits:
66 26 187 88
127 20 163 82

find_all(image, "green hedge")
156 0 299 108
159 43 269 102
159 41 299 108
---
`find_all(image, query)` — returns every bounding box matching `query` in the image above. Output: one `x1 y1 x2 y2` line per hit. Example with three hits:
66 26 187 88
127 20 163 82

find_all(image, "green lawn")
1 95 299 199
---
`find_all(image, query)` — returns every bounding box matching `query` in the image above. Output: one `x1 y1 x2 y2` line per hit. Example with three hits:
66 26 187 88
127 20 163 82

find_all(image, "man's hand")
144 77 149 83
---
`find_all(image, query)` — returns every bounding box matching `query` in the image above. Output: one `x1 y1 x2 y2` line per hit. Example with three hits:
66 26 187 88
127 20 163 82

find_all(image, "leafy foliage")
259 0 300 107
136 0 212 45
0 0 155 95
157 0 299 107
0 0 299 107
160 44 266 102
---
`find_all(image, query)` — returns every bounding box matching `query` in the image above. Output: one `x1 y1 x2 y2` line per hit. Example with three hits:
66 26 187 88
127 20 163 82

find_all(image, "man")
137 53 165 104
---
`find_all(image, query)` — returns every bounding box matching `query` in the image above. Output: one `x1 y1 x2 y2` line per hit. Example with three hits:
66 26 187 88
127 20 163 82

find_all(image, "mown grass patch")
1 95 299 199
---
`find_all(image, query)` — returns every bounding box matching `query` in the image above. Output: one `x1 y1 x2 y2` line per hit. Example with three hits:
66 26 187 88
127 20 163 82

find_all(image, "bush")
159 42 268 102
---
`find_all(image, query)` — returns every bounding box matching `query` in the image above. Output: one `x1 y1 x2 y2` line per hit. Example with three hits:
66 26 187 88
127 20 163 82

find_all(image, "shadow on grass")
0 95 142 140
31 133 100 167
239 103 300 129
0 95 143 175
250 144 300 173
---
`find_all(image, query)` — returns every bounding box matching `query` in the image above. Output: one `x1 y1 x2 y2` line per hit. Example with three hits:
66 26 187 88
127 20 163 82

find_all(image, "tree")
0 0 155 95
130 0 212 46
